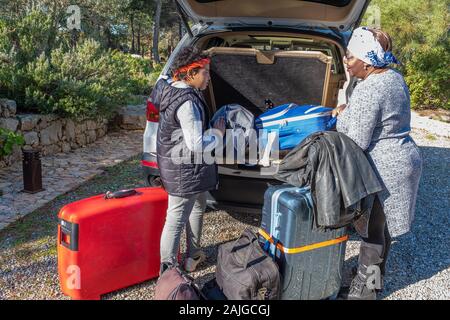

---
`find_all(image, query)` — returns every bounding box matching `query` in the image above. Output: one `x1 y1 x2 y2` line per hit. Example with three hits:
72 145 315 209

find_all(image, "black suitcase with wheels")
259 184 349 300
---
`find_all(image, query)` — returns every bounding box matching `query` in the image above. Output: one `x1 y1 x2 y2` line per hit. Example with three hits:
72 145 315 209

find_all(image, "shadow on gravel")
342 146 450 299
378 146 450 298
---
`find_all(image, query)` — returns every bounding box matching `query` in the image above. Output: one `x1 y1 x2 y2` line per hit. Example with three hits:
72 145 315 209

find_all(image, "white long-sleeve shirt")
171 81 216 152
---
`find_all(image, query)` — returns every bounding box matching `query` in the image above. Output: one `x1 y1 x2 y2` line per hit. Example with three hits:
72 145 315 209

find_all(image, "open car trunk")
203 47 336 165
205 47 333 117
199 44 345 207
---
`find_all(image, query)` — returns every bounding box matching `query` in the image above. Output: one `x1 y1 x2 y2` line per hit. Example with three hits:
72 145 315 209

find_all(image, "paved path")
0 130 143 231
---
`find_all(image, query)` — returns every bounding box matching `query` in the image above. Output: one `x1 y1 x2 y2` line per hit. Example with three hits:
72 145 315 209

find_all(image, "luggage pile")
57 185 348 301
56 101 347 301
205 185 348 301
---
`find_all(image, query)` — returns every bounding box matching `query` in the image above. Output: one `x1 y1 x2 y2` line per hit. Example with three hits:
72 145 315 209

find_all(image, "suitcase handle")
104 189 139 199
262 236 280 262
59 219 79 251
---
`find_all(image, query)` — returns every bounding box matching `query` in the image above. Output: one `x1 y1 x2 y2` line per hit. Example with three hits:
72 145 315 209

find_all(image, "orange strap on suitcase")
258 228 348 254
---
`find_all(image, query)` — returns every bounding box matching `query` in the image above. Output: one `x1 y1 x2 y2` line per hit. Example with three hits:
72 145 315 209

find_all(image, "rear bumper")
210 173 283 209
141 153 280 209
142 152 160 177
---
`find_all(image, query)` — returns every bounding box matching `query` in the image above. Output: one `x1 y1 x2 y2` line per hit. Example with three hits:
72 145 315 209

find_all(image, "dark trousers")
359 196 392 276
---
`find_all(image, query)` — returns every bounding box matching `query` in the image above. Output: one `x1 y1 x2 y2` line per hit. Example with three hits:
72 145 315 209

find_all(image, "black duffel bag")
215 228 281 300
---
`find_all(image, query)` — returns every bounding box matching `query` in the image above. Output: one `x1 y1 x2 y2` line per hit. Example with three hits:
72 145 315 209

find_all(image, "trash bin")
22 149 44 193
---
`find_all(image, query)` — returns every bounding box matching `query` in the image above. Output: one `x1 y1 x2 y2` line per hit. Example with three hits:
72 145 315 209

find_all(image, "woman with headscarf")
333 27 423 299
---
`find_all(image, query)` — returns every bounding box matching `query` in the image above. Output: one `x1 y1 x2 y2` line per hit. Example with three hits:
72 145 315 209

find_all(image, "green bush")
112 52 153 95
363 0 449 64
0 11 56 65
0 128 25 158
362 0 449 110
149 63 164 86
0 10 154 119
405 43 450 110
24 39 131 119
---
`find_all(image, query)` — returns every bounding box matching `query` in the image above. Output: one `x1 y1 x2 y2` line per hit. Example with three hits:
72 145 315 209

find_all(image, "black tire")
147 175 162 187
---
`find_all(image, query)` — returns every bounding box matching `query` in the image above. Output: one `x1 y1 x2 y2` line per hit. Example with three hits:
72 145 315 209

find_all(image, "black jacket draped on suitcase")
275 131 383 235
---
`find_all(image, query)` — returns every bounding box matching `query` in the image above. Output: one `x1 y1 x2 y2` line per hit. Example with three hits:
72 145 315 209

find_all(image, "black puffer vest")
152 78 218 196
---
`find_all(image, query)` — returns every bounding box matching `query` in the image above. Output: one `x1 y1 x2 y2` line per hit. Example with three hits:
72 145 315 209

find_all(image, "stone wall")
115 104 147 130
0 99 108 168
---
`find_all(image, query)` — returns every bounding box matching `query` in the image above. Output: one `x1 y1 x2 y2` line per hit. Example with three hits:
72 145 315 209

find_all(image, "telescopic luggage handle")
104 189 139 199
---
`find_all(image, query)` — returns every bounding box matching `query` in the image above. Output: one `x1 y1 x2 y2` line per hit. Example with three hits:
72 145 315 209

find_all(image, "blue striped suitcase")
259 184 349 300
255 104 333 150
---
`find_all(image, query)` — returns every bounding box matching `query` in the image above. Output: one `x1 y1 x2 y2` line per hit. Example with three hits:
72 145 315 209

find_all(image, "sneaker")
184 251 206 273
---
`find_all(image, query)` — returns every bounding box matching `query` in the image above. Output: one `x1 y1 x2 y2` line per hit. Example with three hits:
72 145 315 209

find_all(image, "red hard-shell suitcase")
57 187 168 300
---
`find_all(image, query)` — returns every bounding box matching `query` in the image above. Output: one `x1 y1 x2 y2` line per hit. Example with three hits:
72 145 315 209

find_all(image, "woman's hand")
332 104 347 117
212 117 226 136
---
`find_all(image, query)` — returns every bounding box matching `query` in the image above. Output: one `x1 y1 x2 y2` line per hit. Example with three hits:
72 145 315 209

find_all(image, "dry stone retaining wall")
0 99 108 168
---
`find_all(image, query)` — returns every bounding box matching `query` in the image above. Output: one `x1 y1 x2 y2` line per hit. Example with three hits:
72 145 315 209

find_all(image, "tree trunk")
152 0 162 63
168 32 174 56
104 26 112 49
131 13 135 53
137 22 141 55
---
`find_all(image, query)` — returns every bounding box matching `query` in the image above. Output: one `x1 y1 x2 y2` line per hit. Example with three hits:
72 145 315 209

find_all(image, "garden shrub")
112 52 153 95
0 10 154 119
149 63 164 86
0 128 25 158
24 39 132 119
405 43 450 110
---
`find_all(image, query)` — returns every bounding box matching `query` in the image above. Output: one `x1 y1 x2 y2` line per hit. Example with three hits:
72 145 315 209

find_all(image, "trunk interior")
206 47 332 116
196 31 347 175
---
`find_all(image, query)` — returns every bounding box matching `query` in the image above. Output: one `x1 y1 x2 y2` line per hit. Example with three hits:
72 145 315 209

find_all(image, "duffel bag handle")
230 229 258 253
243 238 259 269
104 189 139 199
231 229 260 268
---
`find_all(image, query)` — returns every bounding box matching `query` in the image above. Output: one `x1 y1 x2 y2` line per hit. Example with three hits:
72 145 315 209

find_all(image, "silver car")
142 0 369 211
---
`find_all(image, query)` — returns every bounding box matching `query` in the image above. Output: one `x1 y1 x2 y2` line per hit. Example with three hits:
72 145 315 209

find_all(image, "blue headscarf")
347 27 400 68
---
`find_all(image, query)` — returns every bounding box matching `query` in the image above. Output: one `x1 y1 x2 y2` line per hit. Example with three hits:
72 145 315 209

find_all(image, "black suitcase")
259 184 349 300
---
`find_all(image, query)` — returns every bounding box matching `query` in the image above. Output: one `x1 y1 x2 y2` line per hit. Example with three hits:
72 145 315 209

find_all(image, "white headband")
347 27 399 67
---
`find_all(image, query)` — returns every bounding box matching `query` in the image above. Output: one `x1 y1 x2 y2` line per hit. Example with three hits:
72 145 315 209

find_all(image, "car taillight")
141 160 158 168
146 99 159 122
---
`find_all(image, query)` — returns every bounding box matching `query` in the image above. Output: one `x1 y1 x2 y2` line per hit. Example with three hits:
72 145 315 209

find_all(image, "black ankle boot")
347 272 378 300
347 241 384 300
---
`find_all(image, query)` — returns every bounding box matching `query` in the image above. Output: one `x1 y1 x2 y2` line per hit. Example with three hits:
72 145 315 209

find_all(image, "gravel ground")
0 128 449 300
411 111 450 138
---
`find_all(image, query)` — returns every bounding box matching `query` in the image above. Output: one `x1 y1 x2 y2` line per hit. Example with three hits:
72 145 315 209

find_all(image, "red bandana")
172 58 211 81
